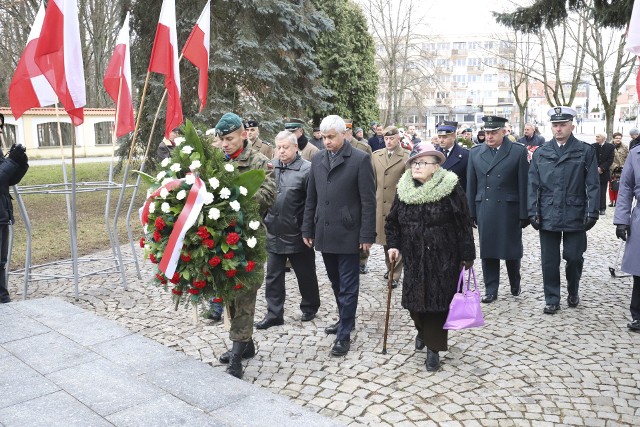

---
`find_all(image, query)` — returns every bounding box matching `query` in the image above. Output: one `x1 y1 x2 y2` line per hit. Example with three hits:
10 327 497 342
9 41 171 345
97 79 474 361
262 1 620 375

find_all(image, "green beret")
215 113 243 136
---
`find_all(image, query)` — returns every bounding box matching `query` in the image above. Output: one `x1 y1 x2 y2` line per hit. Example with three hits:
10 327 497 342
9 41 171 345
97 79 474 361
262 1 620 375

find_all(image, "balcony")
498 97 514 104
467 66 483 74
436 98 452 105
451 49 467 57
498 81 510 89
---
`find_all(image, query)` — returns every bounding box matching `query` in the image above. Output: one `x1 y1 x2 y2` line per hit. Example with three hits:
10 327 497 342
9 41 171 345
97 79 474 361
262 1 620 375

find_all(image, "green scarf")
397 167 459 205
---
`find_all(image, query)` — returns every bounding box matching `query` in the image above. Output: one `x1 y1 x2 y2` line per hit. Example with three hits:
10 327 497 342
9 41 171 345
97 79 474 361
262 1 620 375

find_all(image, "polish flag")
627 1 640 100
34 0 86 126
149 0 183 138
103 13 135 137
8 2 57 120
183 0 210 112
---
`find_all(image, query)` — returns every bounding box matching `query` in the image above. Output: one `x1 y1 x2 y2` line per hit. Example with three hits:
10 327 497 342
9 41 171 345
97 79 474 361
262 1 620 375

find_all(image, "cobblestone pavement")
9 215 640 426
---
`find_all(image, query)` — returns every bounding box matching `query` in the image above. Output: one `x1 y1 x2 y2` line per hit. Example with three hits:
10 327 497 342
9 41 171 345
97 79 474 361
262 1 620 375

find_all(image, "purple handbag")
443 267 485 330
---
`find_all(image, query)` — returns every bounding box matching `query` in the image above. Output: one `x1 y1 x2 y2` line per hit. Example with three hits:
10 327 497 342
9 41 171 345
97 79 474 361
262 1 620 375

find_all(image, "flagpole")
127 70 151 164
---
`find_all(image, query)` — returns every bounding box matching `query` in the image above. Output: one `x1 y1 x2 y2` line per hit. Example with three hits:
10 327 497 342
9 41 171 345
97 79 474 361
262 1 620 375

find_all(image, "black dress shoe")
415 334 425 350
325 321 340 334
543 304 560 314
384 271 389 279
425 348 440 372
510 285 521 296
628 320 640 332
481 294 497 303
255 317 284 330
599 209 606 215
359 264 369 274
301 312 316 322
0 297 11 304
609 203 614 207
567 294 580 308
331 339 350 356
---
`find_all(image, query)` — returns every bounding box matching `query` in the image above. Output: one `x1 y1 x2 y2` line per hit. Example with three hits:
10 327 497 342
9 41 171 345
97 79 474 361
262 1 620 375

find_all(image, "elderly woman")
385 142 475 372
609 132 629 207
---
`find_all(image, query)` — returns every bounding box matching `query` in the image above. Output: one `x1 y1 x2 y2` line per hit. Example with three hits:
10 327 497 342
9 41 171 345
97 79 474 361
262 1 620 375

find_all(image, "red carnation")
226 269 237 278
197 226 210 239
155 217 166 231
202 238 215 249
170 272 181 284
245 260 256 272
188 288 200 295
209 256 221 267
226 232 240 245
155 273 166 282
193 280 206 289
234 283 244 290
180 253 192 262
223 251 235 260
229 220 237 227
212 297 223 303
171 288 183 295
149 254 158 263
139 237 146 248
153 231 162 242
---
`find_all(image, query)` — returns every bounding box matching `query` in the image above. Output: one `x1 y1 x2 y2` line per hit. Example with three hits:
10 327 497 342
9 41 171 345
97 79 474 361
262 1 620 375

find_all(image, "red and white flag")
183 0 210 112
8 2 57 120
103 13 135 137
149 0 183 138
627 0 640 55
34 0 86 126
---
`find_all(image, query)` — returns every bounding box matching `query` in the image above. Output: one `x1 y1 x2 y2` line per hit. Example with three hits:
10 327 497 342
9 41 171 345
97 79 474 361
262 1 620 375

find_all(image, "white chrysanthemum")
189 160 201 170
208 207 220 220
161 158 171 167
161 202 170 213
170 163 182 172
209 177 220 189
181 145 194 155
224 164 234 172
219 187 231 199
249 220 260 230
176 190 187 200
246 236 257 248
161 177 173 186
160 188 169 199
229 200 241 211
239 186 248 196
185 174 196 185
156 171 167 180
203 192 214 205
148 202 156 213
174 137 185 145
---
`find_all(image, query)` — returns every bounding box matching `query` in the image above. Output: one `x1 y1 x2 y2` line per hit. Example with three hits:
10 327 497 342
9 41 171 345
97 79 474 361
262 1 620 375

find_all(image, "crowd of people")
156 107 640 377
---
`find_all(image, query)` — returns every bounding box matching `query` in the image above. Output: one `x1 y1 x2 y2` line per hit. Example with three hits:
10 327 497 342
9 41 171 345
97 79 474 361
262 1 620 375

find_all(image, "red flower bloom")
188 288 200 295
223 251 235 259
139 237 146 248
234 283 243 290
226 269 237 278
171 288 183 295
212 297 223 303
196 226 210 239
229 220 237 227
155 217 166 231
208 256 221 267
180 253 192 262
193 280 206 289
245 260 256 272
226 232 240 245
155 273 165 281
153 231 162 242
170 272 181 284
202 238 215 249
149 254 158 264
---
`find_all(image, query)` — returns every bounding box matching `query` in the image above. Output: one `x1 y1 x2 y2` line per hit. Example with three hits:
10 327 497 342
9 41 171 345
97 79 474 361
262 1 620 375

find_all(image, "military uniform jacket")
372 148 409 245
302 142 376 254
264 155 311 254
249 137 273 160
350 138 372 155
233 143 276 215
299 142 319 161
528 135 599 231
467 138 528 259
440 143 469 190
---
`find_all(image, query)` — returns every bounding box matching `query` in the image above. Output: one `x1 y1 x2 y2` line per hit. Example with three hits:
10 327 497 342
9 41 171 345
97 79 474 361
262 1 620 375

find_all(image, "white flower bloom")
239 186 248 196
170 163 182 172
203 192 214 205
161 177 173 186
161 158 171 167
229 200 241 211
224 164 234 172
208 207 221 220
205 128 216 136
174 137 185 145
176 190 187 200
161 202 171 213
144 224 148 234
181 145 194 155
209 177 220 189
185 174 196 185
189 160 201 170
249 220 260 230
246 236 257 248
148 202 155 213
219 187 231 199
156 171 167 180
160 188 169 199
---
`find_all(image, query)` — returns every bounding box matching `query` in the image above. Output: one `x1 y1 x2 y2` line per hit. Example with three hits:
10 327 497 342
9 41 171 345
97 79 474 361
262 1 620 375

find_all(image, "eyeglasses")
411 161 438 168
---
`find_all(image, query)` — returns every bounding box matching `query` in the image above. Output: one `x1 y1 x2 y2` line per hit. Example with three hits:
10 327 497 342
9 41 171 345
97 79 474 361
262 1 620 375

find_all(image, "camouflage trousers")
228 282 262 342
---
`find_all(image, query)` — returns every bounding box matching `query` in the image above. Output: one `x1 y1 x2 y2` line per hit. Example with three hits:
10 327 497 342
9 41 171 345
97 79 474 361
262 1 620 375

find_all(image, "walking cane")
382 259 396 354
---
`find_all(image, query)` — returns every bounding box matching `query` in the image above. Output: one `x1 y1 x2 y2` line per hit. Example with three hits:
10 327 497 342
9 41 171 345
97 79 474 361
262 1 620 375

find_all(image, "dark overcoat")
301 142 376 254
385 180 476 313
466 138 529 259
440 143 469 190
528 135 600 231
593 141 615 183
613 146 640 276
0 156 28 224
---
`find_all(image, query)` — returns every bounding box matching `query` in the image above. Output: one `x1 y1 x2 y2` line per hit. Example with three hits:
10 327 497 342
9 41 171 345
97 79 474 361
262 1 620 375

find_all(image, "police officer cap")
547 106 577 123
383 126 399 136
215 113 243 136
244 119 259 129
436 120 458 135
481 116 508 131
284 118 304 130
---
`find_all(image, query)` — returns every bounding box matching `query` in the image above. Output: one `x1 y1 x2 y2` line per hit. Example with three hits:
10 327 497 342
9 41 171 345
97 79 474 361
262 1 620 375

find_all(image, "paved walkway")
4 214 640 426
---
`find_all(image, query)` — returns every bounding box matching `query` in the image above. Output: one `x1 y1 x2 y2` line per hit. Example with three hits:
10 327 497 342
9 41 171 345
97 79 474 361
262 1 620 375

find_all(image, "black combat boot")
219 339 255 363
426 348 440 372
226 341 248 379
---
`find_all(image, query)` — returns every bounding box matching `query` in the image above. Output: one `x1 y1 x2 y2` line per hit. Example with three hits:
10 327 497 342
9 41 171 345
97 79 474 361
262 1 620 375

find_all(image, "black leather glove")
8 144 28 166
584 216 598 231
616 224 630 241
529 215 540 231
470 218 477 228
519 218 530 229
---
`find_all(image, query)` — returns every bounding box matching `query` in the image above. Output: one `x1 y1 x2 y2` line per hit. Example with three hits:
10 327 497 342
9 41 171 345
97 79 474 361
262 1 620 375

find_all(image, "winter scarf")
397 167 458 205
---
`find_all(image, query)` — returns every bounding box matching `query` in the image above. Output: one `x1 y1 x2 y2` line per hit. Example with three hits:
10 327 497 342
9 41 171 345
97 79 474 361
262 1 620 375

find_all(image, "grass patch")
10 162 151 270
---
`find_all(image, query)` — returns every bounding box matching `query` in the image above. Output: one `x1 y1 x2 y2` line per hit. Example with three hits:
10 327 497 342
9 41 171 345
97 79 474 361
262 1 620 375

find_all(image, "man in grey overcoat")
302 115 376 357
467 116 529 303
613 144 640 332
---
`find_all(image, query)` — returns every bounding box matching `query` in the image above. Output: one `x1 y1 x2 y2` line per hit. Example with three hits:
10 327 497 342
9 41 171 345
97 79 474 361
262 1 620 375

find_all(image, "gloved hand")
470 217 477 228
584 216 598 231
616 224 630 241
529 215 540 231
8 144 28 166
519 218 530 229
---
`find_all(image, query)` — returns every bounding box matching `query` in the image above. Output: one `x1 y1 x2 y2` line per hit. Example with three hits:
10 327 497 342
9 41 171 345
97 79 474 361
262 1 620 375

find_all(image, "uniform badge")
554 107 562 115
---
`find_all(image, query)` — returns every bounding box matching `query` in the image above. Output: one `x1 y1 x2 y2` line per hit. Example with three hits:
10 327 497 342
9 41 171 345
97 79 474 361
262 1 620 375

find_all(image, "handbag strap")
456 268 466 293
457 266 477 293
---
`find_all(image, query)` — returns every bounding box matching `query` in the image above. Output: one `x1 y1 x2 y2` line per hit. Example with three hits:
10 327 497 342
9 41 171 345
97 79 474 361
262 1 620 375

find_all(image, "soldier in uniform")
345 120 372 155
213 112 276 379
466 116 529 304
309 126 324 150
528 106 599 314
244 119 273 159
284 118 319 161
437 120 469 189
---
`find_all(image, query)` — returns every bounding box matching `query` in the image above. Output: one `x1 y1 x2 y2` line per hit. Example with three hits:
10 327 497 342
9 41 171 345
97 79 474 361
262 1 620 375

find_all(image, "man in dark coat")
593 132 615 215
467 116 529 304
367 124 385 152
257 131 320 329
436 120 469 189
518 123 545 147
528 106 599 314
302 115 376 357
630 128 640 151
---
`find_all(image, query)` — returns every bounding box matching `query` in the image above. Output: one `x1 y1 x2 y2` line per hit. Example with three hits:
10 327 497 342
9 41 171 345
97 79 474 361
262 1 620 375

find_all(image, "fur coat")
385 168 476 313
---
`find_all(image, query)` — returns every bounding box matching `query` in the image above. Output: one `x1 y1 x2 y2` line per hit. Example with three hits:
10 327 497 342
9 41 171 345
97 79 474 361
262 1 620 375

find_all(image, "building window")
455 59 466 66
484 41 494 49
94 121 115 145
484 74 497 82
37 122 76 147
3 124 17 149
437 92 449 99
437 42 450 50
452 42 467 50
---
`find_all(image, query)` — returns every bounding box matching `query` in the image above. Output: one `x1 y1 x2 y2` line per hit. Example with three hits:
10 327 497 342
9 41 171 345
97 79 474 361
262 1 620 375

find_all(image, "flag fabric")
8 2 57 120
34 0 86 126
627 0 640 101
103 13 135 137
183 0 210 112
149 0 183 138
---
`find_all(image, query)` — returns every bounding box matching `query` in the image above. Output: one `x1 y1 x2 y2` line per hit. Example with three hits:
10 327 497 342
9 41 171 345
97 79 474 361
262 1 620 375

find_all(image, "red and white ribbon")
140 178 184 225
